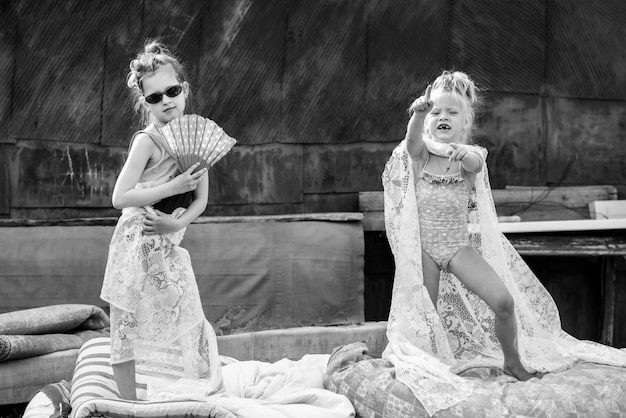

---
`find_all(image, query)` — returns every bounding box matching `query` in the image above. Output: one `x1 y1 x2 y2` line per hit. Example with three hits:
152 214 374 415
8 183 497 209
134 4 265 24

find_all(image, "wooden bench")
359 185 620 231
359 185 626 346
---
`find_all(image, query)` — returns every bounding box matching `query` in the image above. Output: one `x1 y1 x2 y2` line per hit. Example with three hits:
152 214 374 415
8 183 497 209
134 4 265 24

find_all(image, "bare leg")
447 246 534 381
422 250 441 308
112 360 138 400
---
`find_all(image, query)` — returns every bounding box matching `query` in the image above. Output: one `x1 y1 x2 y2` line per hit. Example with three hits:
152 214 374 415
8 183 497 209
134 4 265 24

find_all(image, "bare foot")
503 363 536 381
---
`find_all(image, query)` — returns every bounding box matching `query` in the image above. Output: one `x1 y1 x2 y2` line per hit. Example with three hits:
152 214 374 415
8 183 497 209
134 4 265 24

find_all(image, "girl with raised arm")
382 70 626 415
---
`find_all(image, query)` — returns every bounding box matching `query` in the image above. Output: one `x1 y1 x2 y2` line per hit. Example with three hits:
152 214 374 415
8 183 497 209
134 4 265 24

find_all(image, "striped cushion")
70 337 145 413
70 337 234 418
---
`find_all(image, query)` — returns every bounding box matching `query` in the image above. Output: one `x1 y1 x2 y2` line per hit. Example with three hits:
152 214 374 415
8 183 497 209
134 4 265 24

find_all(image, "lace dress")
381 136 626 415
100 126 222 398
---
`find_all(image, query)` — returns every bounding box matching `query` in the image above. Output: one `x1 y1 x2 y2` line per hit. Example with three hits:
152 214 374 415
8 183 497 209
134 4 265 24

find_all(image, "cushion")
325 342 626 418
0 349 80 405
0 330 106 362
0 304 110 404
0 305 109 335
70 337 234 418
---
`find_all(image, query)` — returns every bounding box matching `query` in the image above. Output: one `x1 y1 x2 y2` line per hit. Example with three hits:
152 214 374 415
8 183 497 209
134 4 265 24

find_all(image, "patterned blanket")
325 342 626 417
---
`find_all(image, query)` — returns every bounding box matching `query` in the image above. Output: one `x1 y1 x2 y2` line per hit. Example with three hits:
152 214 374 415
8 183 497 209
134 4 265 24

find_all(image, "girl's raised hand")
171 162 208 194
406 85 434 145
410 84 433 116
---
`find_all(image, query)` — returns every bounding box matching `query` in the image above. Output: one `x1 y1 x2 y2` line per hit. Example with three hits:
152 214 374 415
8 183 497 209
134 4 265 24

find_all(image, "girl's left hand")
447 143 471 162
448 143 482 173
143 209 181 235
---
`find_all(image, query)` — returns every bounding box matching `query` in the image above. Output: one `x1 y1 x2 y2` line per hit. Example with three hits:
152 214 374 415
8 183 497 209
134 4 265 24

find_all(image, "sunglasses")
144 85 183 104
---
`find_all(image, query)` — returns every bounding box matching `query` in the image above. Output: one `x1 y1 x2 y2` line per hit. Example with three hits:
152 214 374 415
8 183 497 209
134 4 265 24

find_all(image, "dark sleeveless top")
130 125 193 214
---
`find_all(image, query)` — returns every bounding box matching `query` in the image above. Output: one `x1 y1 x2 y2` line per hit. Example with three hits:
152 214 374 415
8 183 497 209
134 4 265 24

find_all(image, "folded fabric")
323 340 372 387
0 304 110 335
0 329 109 362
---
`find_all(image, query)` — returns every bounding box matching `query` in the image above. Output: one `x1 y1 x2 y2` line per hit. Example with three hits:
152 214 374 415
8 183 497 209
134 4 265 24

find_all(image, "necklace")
435 155 452 174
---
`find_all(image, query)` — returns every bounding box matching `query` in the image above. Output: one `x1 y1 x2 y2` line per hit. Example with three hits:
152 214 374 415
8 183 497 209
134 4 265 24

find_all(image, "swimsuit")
415 155 471 271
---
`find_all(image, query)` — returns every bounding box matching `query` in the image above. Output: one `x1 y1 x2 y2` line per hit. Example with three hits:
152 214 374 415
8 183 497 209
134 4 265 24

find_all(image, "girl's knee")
492 292 515 317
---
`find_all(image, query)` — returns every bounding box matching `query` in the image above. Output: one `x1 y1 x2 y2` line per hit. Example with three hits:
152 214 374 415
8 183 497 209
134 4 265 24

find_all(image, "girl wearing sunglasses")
100 39 223 400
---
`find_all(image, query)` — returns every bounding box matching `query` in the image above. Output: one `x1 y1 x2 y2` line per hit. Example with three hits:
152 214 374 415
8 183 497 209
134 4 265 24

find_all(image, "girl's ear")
182 81 190 98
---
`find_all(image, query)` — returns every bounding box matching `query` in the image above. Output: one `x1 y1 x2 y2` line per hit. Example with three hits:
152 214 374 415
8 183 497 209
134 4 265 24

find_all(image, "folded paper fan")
157 114 237 173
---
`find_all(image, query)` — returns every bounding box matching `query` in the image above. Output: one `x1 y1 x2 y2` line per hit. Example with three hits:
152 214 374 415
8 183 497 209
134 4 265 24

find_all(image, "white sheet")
148 354 355 418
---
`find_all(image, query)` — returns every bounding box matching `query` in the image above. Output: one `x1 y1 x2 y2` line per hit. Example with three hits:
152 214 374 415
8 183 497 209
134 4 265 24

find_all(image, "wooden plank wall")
0 0 624 218
0 0 625 347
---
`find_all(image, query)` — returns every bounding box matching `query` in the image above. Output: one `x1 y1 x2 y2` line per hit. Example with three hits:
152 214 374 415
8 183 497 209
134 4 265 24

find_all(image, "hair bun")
435 71 478 104
144 40 168 56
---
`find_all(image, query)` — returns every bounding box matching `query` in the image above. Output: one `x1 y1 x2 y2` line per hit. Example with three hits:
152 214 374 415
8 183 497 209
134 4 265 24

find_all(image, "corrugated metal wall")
0 0 625 218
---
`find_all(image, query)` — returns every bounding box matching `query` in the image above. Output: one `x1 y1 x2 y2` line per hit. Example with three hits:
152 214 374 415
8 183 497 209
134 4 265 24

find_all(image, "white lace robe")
101 204 222 398
381 139 626 415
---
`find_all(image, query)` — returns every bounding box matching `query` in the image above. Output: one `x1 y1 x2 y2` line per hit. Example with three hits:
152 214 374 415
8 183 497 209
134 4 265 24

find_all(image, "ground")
0 403 26 418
